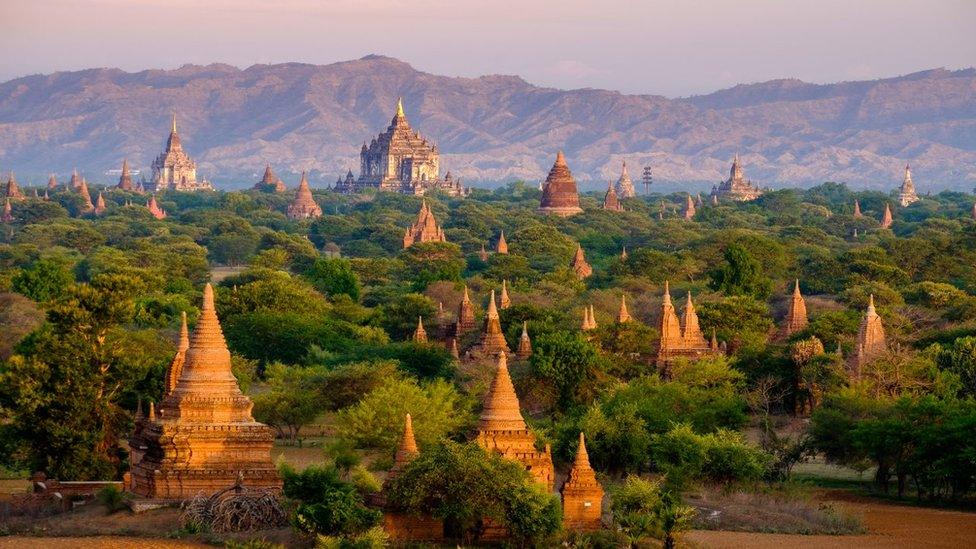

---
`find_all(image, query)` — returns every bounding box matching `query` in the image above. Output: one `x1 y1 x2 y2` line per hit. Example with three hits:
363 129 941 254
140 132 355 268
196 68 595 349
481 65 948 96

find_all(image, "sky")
1 0 974 97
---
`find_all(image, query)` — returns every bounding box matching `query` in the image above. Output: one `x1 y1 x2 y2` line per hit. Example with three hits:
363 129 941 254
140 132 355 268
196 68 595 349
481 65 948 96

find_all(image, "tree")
281 464 381 536
934 337 976 398
610 475 695 549
400 242 464 290
530 330 603 407
304 257 361 301
708 243 772 299
252 363 324 445
11 258 74 302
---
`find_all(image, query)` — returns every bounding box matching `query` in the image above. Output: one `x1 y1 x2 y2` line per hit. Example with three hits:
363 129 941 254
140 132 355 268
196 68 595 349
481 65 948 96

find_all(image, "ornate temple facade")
561 433 604 532
655 282 717 369
343 99 466 196
538 152 583 216
616 161 636 198
778 280 809 339
151 116 212 192
476 353 554 491
853 294 886 374
402 200 446 248
898 164 920 207
254 165 287 193
286 172 322 220
711 155 762 202
128 284 281 499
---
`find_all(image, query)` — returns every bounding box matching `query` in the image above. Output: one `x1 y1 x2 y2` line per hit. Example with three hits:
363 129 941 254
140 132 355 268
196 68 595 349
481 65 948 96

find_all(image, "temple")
499 280 512 309
147 195 167 220
496 231 508 254
3 172 25 201
69 170 82 190
711 155 762 201
571 244 593 279
254 165 287 193
616 161 636 198
466 290 511 359
2 199 12 223
381 414 444 541
286 172 323 220
881 203 893 229
617 294 632 323
655 282 715 369
538 151 583 216
77 179 95 212
412 316 428 343
402 200 446 248
602 181 623 211
476 353 554 491
94 192 107 215
898 164 919 207
561 433 604 532
344 98 465 196
778 280 808 339
150 115 212 192
47 174 58 190
116 160 138 192
853 294 886 374
683 194 696 219
454 286 477 337
128 284 281 499
853 200 863 217
516 322 532 360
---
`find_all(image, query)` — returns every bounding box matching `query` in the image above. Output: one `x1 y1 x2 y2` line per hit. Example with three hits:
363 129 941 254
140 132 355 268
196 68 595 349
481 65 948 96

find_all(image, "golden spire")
396 96 405 118
478 352 527 432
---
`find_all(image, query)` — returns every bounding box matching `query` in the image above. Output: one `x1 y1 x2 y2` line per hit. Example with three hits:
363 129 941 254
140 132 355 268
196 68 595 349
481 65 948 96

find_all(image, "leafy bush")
281 465 381 536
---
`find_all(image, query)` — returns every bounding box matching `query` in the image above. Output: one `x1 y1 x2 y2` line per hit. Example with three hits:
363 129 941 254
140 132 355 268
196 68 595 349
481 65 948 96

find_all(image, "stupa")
2 199 13 223
116 160 138 192
570 244 593 279
402 200 446 248
94 192 107 215
150 115 212 191
537 151 583 216
655 282 714 368
616 161 636 198
412 316 428 343
602 181 623 211
496 231 508 254
516 322 532 360
128 284 281 499
683 194 696 219
476 353 554 491
454 286 476 337
561 433 604 532
47 174 58 190
287 171 323 220
499 280 512 309
254 165 287 193
147 195 167 219
3 172 25 201
69 169 82 190
881 203 893 229
381 414 444 541
853 295 886 373
77 179 95 212
898 164 919 207
617 294 632 323
466 290 510 359
853 200 863 218
778 280 808 339
710 154 762 202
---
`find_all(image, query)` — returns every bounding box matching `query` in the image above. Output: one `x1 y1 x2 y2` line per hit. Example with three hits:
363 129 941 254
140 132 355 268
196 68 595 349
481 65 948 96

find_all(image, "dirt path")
686 492 976 548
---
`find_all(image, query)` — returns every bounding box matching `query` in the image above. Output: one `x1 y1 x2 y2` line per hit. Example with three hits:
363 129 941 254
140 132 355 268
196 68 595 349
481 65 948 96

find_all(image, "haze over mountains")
0 55 974 191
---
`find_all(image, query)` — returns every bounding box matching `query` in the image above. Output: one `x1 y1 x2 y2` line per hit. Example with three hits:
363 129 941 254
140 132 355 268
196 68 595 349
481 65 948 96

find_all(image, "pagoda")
69 170 82 190
853 200 863 218
454 286 477 337
47 174 58 190
3 172 25 201
616 161 636 198
898 164 919 207
655 282 714 369
150 115 212 191
402 200 446 248
561 433 604 532
496 231 508 254
581 305 597 331
286 172 323 220
476 353 554 491
516 322 532 360
2 199 13 223
478 244 489 262
77 179 95 212
116 160 138 192
499 280 512 309
683 194 696 219
778 280 808 339
852 295 886 374
128 284 281 499
380 414 444 540
146 195 167 219
571 244 593 279
881 203 893 229
94 192 107 215
538 151 583 216
346 98 465 196
617 294 632 323
412 316 428 343
602 181 623 211
254 165 287 193
466 290 510 359
710 154 762 202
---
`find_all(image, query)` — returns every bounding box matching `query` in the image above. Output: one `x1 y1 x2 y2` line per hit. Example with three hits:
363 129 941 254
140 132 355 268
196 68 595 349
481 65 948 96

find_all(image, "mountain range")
0 55 974 191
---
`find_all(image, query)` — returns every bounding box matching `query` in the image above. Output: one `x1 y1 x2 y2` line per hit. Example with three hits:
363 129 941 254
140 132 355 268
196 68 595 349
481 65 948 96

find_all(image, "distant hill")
0 56 974 190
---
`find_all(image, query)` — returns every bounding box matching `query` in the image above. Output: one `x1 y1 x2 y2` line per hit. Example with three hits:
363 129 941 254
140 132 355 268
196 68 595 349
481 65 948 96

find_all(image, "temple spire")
178 311 190 352
412 316 428 343
388 413 419 481
171 112 177 134
478 353 526 432
396 97 405 118
516 321 532 360
617 294 632 323
500 280 511 309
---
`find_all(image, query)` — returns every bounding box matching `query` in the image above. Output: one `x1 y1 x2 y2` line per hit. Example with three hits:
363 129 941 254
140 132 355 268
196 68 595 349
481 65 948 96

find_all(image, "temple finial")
171 113 177 133
396 96 405 118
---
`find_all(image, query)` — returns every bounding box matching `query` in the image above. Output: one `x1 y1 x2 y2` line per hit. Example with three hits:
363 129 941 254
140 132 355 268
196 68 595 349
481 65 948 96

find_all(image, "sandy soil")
686 491 976 548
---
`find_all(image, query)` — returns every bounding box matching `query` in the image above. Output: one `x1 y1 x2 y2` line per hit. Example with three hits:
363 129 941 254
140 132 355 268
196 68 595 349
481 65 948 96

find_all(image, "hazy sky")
2 0 974 97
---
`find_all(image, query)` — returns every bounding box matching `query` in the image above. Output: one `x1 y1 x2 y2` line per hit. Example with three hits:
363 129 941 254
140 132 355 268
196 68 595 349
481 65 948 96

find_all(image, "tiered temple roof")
616 161 636 198
116 159 137 192
516 322 532 360
602 181 623 211
129 284 280 499
898 164 919 207
3 172 25 201
561 433 604 532
571 244 593 279
286 172 323 220
711 154 762 201
778 280 809 339
538 151 583 216
254 165 287 193
454 286 476 337
881 203 893 229
150 115 212 192
496 231 508 254
476 353 554 491
402 200 446 248
467 290 510 359
147 195 167 219
656 282 715 368
853 295 886 374
346 98 465 197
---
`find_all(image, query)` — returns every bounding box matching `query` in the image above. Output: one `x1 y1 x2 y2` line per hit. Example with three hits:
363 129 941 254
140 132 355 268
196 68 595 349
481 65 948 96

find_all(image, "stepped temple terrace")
341 98 466 196
711 154 763 201
538 151 583 216
150 115 212 192
128 284 281 500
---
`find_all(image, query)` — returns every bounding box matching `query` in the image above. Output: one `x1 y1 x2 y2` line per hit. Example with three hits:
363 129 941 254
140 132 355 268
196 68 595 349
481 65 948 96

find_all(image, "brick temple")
150 115 212 192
